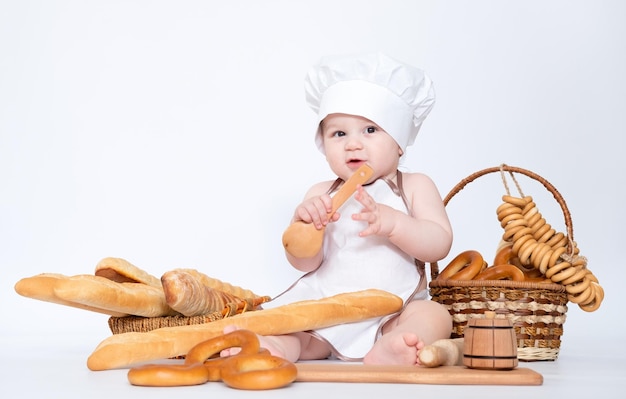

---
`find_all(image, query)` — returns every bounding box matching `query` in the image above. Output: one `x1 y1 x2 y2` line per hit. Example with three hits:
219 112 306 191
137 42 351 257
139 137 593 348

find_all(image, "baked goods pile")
14 257 270 318
127 329 297 389
436 194 603 312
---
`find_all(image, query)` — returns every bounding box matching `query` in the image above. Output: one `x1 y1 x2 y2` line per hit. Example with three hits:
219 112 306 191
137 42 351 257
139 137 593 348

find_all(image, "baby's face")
320 113 402 182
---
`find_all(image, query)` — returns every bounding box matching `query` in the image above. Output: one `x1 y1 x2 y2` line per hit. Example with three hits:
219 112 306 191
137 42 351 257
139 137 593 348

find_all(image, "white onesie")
267 175 426 360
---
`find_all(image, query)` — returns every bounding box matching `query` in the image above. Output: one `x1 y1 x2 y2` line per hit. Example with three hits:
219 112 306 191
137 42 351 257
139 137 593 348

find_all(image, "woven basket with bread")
429 164 603 361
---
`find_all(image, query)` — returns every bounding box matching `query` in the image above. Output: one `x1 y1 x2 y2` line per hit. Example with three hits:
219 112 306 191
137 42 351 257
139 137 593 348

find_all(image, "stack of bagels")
436 194 603 312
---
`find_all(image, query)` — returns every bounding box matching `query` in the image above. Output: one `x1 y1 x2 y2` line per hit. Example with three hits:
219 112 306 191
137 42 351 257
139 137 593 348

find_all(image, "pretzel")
127 329 296 390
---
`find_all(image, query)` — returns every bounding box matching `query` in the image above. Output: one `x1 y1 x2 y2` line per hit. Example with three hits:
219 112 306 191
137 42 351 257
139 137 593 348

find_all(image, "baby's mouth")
347 159 367 168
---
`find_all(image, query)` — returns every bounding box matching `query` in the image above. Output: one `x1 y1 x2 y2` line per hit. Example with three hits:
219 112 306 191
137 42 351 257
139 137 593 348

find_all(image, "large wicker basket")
108 296 271 335
429 165 575 361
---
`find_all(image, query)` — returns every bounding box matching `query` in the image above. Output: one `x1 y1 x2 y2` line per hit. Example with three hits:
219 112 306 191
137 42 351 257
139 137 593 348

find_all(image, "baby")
229 53 453 366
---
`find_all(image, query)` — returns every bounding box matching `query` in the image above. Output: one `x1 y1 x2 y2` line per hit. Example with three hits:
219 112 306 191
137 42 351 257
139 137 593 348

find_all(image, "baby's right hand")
293 194 337 229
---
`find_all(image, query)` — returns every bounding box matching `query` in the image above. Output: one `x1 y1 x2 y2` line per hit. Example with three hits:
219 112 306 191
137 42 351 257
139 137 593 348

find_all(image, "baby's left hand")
352 186 394 237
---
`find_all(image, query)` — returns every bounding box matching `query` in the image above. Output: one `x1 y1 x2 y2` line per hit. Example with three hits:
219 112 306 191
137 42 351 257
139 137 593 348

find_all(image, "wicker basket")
429 165 575 361
109 311 224 334
108 296 271 334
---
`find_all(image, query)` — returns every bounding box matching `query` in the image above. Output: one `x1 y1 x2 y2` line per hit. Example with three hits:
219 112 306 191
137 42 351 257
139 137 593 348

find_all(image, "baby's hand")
352 186 393 237
293 194 338 229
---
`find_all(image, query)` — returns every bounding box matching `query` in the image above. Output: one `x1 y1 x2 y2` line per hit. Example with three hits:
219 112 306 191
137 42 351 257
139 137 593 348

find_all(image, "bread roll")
87 289 403 370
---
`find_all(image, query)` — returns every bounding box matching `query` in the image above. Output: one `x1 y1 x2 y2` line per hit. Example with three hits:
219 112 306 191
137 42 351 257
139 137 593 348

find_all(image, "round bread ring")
496 202 520 215
498 210 524 226
521 200 537 212
502 195 531 207
499 212 525 227
185 329 261 365
128 363 210 387
516 239 538 265
511 230 534 255
524 211 542 228
536 227 556 244
561 267 588 286
543 246 567 274
438 250 484 280
219 354 298 390
128 330 269 387
531 221 551 241
529 242 552 268
502 224 527 241
473 264 525 282
564 277 591 295
493 244 515 266
568 287 594 305
579 283 604 312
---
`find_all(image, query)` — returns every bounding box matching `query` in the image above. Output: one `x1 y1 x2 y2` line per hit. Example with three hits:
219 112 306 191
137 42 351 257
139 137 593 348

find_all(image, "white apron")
267 175 427 360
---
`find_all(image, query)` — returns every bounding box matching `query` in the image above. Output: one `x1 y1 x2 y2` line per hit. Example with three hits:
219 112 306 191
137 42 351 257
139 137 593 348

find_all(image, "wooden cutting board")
296 364 542 385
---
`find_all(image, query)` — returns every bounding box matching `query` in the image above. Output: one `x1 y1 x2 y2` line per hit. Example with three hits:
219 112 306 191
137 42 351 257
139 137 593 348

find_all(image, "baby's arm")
284 180 337 272
353 173 452 263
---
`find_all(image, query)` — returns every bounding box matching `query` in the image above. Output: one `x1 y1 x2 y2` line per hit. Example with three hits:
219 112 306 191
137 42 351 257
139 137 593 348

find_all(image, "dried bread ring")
438 250 484 280
219 354 297 390
185 329 261 364
127 330 295 390
128 363 210 387
473 264 525 281
493 244 515 266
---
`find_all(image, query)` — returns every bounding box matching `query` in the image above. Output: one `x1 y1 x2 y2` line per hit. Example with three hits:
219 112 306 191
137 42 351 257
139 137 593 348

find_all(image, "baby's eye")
365 126 377 134
332 130 346 138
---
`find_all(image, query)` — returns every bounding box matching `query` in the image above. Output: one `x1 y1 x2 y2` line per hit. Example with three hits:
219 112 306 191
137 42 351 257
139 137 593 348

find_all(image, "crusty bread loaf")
95 257 162 288
172 268 261 299
14 273 129 317
53 274 178 318
87 289 403 370
161 270 243 316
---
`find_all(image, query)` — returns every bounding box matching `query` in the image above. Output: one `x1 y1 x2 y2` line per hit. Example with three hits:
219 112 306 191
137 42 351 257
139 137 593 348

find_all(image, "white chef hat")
305 52 435 154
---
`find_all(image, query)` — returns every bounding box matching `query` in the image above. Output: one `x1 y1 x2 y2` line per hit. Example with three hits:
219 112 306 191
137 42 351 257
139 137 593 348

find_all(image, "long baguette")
14 273 129 317
95 257 162 288
87 289 403 370
53 275 178 318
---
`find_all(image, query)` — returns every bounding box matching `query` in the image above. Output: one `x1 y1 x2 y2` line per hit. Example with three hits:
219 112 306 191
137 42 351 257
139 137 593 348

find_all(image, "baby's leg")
363 300 452 366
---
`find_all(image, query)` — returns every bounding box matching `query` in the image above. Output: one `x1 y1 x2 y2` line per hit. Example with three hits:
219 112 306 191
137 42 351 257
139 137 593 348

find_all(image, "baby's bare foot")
363 331 424 366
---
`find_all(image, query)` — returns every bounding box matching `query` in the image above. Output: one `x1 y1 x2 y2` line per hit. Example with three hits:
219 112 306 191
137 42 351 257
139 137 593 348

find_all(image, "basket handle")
430 164 575 281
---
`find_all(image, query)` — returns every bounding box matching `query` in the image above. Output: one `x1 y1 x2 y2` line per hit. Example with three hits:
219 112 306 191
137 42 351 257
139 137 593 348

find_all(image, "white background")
1 1 625 395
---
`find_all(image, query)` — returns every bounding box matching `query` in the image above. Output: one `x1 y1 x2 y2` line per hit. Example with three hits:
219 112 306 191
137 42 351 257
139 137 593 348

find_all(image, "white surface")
2 1 625 397
3 330 626 398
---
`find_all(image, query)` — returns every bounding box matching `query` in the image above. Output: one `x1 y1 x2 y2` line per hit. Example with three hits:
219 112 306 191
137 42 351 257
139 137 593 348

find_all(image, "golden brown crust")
53 274 178 317
473 264 525 281
14 273 129 317
172 268 261 299
87 289 403 370
161 270 241 316
95 257 162 288
437 250 484 280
